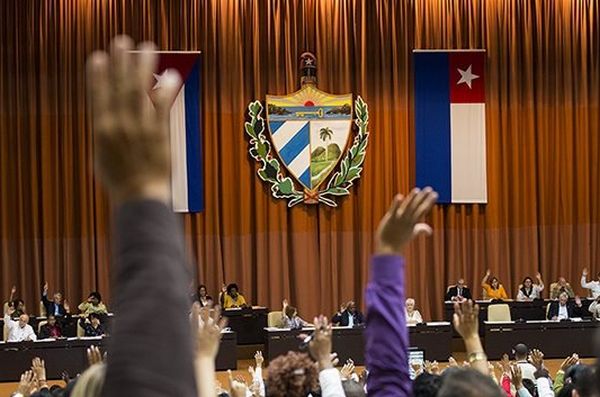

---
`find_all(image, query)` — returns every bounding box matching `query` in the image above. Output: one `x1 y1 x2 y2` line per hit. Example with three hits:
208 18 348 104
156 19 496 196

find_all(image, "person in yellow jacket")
481 269 508 300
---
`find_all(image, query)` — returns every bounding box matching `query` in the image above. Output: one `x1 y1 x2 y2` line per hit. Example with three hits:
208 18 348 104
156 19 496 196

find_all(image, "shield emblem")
266 84 353 192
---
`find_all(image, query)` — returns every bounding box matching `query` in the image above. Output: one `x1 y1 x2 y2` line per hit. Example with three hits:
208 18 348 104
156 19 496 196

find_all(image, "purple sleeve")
365 255 411 396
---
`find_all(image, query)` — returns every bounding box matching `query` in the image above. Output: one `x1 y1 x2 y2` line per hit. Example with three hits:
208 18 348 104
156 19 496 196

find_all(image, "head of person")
413 372 442 397
18 314 29 329
346 301 357 313
70 362 105 397
565 364 598 397
558 277 567 287
522 277 533 289
227 283 239 298
197 285 208 298
513 343 529 361
266 351 318 397
559 292 569 305
89 313 101 327
285 305 297 319
88 292 102 305
341 379 366 397
438 368 505 397
13 299 25 311
47 314 57 326
457 278 466 288
53 292 63 304
490 277 500 289
406 298 416 313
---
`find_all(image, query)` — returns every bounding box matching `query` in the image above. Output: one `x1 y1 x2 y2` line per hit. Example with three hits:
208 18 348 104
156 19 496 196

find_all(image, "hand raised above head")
86 35 181 204
376 188 437 255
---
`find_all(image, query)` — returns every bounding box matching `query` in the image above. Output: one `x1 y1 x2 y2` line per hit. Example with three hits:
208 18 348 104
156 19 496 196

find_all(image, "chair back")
39 301 47 317
37 320 48 333
268 311 283 328
3 323 8 342
77 319 86 337
488 304 511 322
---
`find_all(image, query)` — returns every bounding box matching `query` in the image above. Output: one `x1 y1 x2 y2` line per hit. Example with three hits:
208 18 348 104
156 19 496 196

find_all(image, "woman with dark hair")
222 283 247 309
516 273 544 301
481 270 508 300
280 299 310 329
196 285 213 307
78 291 108 316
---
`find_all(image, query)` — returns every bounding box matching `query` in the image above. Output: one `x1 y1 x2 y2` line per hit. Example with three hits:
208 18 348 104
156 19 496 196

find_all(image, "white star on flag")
152 70 172 90
456 65 479 89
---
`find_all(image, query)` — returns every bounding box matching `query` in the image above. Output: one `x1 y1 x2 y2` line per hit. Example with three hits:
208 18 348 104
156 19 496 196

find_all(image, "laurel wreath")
244 96 369 207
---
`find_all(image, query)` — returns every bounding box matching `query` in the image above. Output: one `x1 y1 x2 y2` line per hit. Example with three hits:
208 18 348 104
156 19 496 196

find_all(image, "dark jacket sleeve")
463 288 472 300
445 287 455 301
547 302 557 319
101 200 196 397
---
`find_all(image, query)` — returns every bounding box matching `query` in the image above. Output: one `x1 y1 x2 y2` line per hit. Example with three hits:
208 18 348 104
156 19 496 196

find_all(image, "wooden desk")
484 320 600 359
0 332 237 382
444 299 593 335
265 322 452 364
223 307 268 345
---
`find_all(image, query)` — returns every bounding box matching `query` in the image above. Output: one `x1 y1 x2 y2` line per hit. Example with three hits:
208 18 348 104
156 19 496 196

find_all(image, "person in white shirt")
588 295 600 319
516 274 544 301
512 343 536 381
281 299 310 330
581 268 600 299
4 307 37 342
405 298 423 324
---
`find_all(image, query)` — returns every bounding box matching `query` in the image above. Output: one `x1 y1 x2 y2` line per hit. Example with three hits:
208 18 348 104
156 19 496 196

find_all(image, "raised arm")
8 285 16 303
87 36 196 397
481 270 491 288
536 273 545 291
366 188 437 396
581 268 592 288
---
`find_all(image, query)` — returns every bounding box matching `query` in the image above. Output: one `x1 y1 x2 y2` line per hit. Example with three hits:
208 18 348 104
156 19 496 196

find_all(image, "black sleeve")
101 201 196 397
39 326 48 339
331 312 342 325
547 303 556 319
463 288 472 300
444 288 454 301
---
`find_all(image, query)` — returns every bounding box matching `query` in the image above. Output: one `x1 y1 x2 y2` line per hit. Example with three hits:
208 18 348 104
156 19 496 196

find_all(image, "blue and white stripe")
269 121 311 188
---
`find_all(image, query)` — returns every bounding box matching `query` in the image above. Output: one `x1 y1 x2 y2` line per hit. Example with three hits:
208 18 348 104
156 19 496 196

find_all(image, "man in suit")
445 278 472 301
41 283 69 318
332 300 364 327
547 292 584 320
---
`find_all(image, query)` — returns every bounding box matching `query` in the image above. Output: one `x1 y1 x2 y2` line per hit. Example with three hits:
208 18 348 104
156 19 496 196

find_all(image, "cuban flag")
150 52 204 212
414 50 487 203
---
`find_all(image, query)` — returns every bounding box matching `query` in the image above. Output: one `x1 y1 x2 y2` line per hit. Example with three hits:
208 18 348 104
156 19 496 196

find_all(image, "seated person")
79 313 106 337
516 273 544 301
7 299 26 320
39 314 63 339
332 300 364 327
195 284 213 307
588 296 600 319
405 298 423 324
581 268 600 299
481 270 508 300
445 278 472 301
3 306 37 342
512 343 537 381
547 292 584 320
280 299 310 329
42 282 69 317
78 291 108 317
550 276 575 299
222 283 247 309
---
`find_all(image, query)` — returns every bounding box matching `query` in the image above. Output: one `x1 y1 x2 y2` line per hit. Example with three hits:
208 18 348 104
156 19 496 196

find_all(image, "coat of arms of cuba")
245 52 370 207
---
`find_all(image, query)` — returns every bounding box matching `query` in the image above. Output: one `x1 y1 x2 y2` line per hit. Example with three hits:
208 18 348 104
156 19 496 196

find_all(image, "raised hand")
448 356 458 368
87 35 181 203
31 357 47 389
376 188 437 255
485 269 491 277
529 349 544 370
498 353 511 374
193 305 228 360
43 282 49 294
536 272 542 280
254 350 264 368
575 296 582 306
560 354 579 371
16 370 36 396
87 345 104 366
282 299 288 309
309 315 333 370
228 370 248 397
410 361 423 376
340 359 355 379
452 300 480 340
64 300 70 313
510 364 523 389
583 268 589 276
11 285 17 295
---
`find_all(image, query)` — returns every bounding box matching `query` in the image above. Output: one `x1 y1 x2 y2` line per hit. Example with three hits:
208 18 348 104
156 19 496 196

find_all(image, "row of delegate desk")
2 302 599 381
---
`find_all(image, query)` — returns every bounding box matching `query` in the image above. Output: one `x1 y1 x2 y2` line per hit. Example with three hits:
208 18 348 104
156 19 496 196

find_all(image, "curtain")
1 0 598 321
